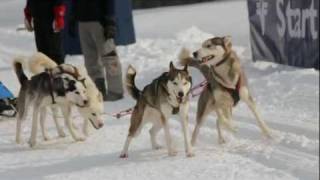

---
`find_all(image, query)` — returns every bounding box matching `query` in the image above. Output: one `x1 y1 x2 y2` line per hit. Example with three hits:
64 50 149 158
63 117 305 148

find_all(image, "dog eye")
173 82 178 85
75 91 80 94
92 113 96 116
206 44 212 48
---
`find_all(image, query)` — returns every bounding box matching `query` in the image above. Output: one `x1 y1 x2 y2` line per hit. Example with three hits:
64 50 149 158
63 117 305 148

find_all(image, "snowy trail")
0 1 319 180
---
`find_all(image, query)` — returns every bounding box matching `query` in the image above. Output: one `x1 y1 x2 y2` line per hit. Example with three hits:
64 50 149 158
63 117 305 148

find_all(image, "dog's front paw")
16 138 22 144
28 139 37 148
152 144 163 150
119 153 128 159
168 150 178 157
43 136 51 141
75 136 86 142
57 130 66 138
186 152 195 158
218 138 226 144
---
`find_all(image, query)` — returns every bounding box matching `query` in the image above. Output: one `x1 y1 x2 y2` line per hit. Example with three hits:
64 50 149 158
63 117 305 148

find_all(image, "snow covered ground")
0 0 319 180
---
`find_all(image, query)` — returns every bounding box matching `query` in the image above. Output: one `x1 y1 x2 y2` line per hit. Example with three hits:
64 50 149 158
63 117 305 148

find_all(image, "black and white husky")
13 61 89 147
26 53 104 141
120 62 194 158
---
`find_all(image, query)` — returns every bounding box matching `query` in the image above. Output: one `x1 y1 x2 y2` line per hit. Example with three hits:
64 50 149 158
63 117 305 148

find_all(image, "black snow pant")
33 19 65 65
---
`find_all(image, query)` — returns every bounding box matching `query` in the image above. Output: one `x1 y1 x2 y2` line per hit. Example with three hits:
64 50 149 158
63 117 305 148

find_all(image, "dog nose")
193 51 198 58
83 100 88 105
98 122 104 128
178 91 184 97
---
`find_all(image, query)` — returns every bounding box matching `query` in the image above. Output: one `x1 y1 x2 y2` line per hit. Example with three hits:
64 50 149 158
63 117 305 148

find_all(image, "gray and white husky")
120 62 194 158
13 61 89 147
179 36 271 145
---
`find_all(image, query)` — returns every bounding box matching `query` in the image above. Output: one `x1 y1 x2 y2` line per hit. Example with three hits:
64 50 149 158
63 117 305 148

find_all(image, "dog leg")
179 103 194 157
52 107 66 137
29 107 39 148
16 118 22 144
219 107 237 133
149 122 163 150
83 119 90 137
163 120 176 156
61 105 85 142
120 136 133 158
159 106 176 157
216 109 226 144
240 87 271 137
120 103 145 158
16 99 29 144
191 91 212 146
39 107 50 141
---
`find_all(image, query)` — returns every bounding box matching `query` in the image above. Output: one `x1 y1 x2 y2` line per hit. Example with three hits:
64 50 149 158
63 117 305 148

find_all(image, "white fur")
22 53 104 143
120 64 194 158
196 45 226 66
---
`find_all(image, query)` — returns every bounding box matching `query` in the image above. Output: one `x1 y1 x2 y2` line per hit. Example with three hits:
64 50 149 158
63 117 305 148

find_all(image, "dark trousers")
33 20 65 64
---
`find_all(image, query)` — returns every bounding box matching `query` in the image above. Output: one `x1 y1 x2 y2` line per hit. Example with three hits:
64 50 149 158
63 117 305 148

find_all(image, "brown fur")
179 36 271 145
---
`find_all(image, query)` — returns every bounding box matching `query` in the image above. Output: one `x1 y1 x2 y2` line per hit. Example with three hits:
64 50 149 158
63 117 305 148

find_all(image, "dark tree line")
132 0 216 9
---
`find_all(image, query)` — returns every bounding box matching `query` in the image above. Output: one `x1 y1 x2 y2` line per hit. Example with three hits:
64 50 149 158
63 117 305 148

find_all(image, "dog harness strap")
48 70 56 104
215 52 231 67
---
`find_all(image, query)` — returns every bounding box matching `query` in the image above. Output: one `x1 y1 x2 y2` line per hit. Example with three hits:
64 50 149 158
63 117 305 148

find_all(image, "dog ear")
223 36 232 49
183 64 188 72
169 61 175 72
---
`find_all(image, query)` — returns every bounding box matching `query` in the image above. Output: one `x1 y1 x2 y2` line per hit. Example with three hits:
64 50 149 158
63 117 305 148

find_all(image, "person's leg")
92 22 124 101
78 22 107 98
33 20 49 55
33 20 64 64
47 31 65 64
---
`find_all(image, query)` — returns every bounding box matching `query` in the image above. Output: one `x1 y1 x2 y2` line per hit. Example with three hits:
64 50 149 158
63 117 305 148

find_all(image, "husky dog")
179 36 271 145
24 53 104 141
120 62 194 158
14 60 90 147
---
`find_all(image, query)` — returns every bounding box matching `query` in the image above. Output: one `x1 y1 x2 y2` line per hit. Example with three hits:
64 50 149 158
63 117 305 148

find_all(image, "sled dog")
120 62 194 158
179 36 271 144
25 52 104 141
13 60 91 147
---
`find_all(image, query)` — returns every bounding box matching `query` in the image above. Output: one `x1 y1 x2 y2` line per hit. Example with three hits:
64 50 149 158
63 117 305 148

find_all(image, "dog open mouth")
176 96 183 104
201 55 215 63
76 104 87 108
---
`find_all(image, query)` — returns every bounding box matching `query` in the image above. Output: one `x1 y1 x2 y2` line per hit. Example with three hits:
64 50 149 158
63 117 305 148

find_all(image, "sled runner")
0 81 17 118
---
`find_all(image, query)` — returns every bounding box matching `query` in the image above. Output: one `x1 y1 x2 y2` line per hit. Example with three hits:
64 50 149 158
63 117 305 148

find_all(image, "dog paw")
119 153 128 159
58 131 66 138
43 136 51 141
186 152 195 158
28 140 36 148
218 138 226 144
152 144 163 150
75 137 86 142
168 150 178 157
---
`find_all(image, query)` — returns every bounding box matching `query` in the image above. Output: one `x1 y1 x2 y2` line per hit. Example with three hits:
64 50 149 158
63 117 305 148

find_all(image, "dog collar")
214 52 231 67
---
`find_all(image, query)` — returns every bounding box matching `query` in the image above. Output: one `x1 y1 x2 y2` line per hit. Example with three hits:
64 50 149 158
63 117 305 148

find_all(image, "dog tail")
13 58 28 86
178 47 193 66
126 65 141 100
28 52 58 74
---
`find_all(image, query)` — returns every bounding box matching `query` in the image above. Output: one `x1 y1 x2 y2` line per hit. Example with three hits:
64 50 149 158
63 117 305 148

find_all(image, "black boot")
94 78 108 101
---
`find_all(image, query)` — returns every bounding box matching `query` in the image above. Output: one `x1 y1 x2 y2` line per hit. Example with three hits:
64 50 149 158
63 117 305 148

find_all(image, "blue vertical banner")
247 0 319 69
63 0 136 55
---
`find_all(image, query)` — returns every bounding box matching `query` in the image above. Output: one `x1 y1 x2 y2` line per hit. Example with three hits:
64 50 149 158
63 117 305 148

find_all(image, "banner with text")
247 0 319 69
